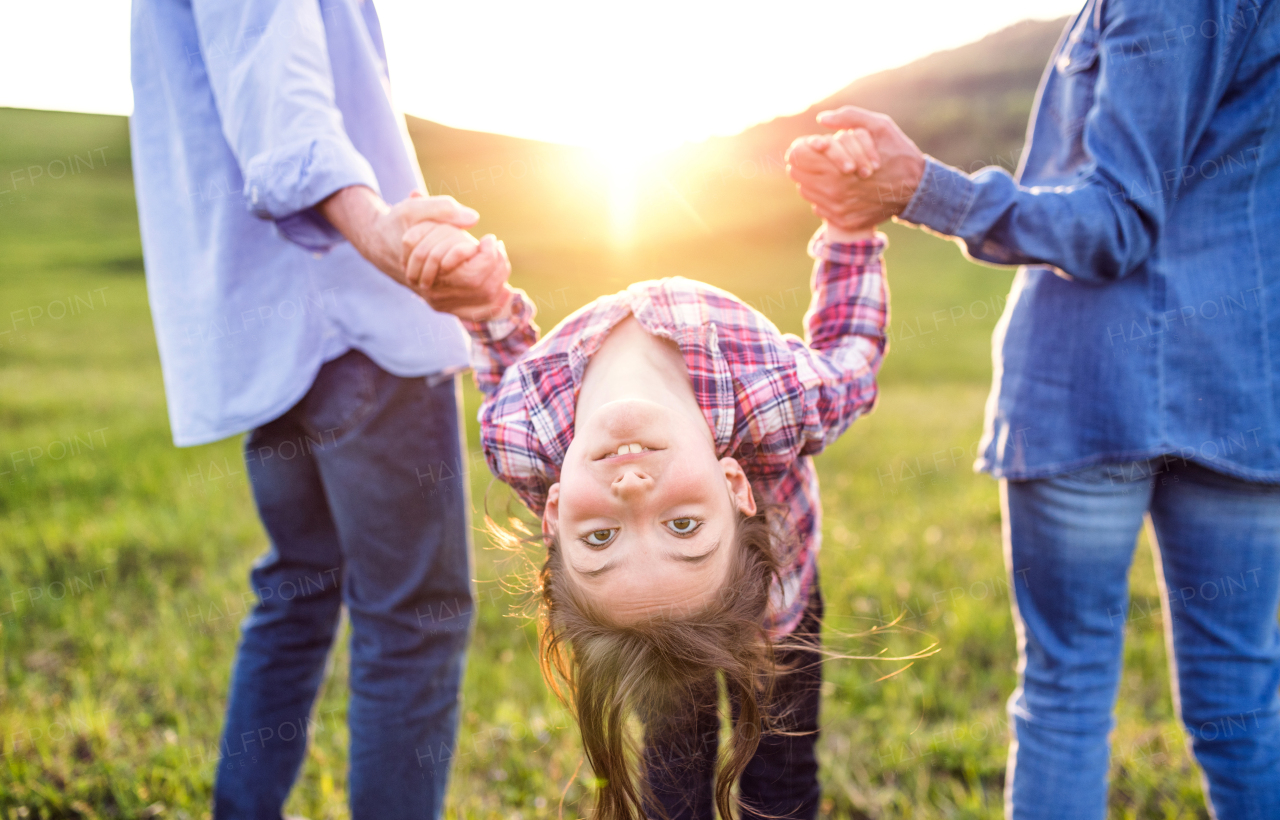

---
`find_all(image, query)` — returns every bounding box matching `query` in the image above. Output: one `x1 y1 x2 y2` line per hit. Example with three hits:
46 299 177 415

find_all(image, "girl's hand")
402 221 482 292
787 131 884 234
789 106 927 231
410 233 515 322
813 128 880 178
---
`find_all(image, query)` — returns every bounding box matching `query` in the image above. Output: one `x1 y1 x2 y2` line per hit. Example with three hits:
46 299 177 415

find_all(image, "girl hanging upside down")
405 129 888 820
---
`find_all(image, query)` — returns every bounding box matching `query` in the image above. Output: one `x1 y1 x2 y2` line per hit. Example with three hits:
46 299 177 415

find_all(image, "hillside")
407 17 1068 180
398 16 1070 256
665 16 1068 183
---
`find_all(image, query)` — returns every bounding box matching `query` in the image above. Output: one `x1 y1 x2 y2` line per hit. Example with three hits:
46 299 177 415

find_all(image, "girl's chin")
588 398 673 442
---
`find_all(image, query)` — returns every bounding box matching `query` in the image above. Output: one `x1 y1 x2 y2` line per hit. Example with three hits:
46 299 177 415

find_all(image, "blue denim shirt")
130 0 468 446
900 0 1280 483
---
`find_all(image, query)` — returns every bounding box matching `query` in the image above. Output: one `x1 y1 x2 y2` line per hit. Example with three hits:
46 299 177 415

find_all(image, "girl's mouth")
596 442 663 461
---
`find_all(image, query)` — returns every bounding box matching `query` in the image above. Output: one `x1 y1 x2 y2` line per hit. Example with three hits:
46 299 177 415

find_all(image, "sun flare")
590 141 667 246
600 151 640 245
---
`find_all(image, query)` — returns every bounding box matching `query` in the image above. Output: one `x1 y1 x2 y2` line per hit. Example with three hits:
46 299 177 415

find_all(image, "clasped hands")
785 106 928 237
322 186 513 322
398 200 513 322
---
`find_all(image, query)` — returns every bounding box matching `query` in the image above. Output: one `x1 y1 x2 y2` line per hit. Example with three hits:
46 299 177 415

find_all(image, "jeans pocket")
297 350 380 445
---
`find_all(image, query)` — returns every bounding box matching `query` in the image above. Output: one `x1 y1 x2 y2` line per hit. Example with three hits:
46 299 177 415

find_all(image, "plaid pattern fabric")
461 230 889 635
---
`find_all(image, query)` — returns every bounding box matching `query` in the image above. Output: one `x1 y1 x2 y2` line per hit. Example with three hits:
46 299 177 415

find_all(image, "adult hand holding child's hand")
402 223 514 322
320 187 481 286
786 105 927 233
319 184 512 321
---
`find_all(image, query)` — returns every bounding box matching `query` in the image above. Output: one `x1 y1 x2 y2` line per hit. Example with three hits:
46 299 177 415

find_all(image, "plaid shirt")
462 230 889 635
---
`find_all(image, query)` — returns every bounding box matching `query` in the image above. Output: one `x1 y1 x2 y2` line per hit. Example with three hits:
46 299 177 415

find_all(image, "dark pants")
642 586 824 820
213 351 474 820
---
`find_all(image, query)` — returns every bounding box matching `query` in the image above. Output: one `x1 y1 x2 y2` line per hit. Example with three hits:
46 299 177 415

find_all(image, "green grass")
0 107 1205 818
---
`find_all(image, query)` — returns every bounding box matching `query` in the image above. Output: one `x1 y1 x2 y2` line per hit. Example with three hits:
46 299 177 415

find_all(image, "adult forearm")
900 159 1155 282
319 185 396 272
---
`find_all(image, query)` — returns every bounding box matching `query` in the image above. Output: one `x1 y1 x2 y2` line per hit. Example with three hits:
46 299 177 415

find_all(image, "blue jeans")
213 351 473 820
1003 458 1280 820
642 584 823 820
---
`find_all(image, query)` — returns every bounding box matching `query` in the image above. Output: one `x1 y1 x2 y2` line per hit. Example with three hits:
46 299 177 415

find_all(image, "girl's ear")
542 483 561 538
719 458 757 517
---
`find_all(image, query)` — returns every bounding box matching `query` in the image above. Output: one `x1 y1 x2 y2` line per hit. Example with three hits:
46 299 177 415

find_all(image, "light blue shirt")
130 0 469 446
901 0 1279 483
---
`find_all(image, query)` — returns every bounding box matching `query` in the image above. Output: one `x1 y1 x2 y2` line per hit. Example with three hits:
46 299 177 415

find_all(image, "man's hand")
786 106 927 231
319 186 480 285
403 222 514 322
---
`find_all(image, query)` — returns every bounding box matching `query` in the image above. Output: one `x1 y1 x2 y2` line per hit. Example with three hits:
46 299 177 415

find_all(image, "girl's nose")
611 469 653 498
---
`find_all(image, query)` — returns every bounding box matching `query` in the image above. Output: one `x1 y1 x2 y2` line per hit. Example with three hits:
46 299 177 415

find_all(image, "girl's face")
544 396 756 624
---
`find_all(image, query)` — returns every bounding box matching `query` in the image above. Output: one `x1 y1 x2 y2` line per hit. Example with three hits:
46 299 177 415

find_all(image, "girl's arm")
459 288 540 397
791 224 889 454
460 289 556 515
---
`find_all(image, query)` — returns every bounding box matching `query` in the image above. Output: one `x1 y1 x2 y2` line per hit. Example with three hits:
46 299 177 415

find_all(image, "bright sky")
0 0 1082 151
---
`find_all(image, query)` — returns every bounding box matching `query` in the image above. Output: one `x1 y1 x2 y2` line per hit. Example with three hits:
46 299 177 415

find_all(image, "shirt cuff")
898 156 978 237
243 135 381 252
460 288 537 343
807 228 888 263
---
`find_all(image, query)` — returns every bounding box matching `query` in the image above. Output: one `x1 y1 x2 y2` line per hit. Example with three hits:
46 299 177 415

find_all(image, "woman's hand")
786 106 926 232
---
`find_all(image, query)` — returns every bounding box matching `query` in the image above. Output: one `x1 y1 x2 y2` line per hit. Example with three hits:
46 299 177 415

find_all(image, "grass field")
0 107 1209 818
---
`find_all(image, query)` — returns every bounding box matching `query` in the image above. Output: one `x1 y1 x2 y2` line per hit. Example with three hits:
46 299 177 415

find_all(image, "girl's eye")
665 518 702 536
582 529 617 548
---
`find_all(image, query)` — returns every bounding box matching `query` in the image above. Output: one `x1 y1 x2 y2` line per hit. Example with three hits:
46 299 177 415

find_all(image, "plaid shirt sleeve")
460 288 555 514
793 229 889 454
458 288 540 397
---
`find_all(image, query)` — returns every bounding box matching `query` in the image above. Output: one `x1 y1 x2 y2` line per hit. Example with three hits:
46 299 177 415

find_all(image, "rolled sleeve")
898 157 978 236
245 135 380 250
194 0 380 252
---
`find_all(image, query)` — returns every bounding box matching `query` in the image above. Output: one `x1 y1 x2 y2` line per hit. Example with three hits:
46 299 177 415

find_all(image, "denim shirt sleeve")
900 0 1255 282
192 0 381 251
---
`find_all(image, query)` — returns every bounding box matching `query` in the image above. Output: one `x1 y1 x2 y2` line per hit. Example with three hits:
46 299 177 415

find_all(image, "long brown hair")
530 497 782 820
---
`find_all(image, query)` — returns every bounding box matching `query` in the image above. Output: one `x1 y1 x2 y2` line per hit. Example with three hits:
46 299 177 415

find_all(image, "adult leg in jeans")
214 351 473 820
1001 463 1152 820
1148 461 1280 819
214 368 351 818
310 354 473 818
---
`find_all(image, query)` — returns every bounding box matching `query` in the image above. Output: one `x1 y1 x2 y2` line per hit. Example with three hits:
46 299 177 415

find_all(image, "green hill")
690 16 1068 172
